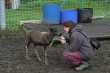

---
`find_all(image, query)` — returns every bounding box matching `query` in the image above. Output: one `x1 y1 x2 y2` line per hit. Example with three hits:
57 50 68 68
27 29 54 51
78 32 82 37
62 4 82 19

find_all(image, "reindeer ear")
48 26 53 30
48 27 58 33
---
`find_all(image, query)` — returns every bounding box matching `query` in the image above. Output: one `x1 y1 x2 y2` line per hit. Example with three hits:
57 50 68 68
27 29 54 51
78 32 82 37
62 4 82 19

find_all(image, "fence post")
12 0 20 9
0 0 6 30
61 0 66 8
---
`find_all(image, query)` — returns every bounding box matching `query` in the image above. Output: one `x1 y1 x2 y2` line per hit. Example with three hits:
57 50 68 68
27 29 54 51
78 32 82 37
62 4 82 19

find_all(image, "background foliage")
6 0 110 31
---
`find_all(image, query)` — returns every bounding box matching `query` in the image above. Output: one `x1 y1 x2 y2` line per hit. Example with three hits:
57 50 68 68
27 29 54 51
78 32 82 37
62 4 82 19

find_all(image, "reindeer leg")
43 47 48 65
34 48 42 62
25 46 31 60
25 39 31 60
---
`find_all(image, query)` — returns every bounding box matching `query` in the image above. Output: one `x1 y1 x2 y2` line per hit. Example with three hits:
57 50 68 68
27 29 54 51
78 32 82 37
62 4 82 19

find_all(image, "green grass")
6 9 41 31
6 0 110 31
6 6 41 31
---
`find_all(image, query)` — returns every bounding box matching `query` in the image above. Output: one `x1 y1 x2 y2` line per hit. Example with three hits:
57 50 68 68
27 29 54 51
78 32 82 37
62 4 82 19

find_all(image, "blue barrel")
61 9 78 23
42 3 61 24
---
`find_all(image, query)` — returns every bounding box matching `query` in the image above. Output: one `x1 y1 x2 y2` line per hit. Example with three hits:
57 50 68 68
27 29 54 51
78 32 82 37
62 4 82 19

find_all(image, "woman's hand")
59 36 66 44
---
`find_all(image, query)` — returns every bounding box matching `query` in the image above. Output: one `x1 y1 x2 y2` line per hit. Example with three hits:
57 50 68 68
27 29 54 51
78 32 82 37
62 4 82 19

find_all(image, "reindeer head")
47 27 58 43
48 27 58 36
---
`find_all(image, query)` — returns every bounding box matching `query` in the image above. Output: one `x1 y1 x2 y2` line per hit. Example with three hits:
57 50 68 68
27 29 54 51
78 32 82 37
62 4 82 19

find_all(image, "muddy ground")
0 20 110 73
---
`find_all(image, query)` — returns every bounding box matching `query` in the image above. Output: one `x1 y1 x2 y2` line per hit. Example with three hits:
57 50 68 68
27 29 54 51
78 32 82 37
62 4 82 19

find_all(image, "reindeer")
22 23 60 65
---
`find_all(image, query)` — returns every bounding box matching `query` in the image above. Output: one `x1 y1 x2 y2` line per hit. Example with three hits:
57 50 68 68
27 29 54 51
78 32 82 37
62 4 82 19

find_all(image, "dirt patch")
0 20 110 73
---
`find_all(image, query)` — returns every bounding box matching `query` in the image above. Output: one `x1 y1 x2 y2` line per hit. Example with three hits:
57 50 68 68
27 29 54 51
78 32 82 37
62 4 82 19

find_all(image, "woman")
59 21 94 71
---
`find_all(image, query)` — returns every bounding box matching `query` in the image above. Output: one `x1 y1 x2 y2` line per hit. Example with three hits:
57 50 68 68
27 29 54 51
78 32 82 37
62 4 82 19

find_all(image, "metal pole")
0 0 6 30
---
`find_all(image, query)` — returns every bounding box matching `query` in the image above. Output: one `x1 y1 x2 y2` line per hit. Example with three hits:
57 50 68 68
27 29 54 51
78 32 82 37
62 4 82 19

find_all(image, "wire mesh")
4 0 110 31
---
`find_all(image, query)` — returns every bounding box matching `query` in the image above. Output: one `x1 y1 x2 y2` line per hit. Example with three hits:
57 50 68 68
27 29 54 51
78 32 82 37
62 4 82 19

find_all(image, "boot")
74 62 89 71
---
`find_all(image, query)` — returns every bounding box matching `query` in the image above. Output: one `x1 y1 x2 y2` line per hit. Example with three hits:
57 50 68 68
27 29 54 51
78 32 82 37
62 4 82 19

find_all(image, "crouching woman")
59 21 94 71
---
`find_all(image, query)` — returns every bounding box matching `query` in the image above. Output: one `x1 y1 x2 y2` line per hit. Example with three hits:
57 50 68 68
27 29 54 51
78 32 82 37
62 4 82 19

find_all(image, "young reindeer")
23 23 58 65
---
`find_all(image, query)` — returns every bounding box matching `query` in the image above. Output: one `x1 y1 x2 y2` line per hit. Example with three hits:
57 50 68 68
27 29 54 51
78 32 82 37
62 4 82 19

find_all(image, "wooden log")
5 0 12 9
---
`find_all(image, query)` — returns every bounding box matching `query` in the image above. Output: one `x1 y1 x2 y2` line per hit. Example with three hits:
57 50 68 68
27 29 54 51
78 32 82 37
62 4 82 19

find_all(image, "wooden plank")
19 19 110 41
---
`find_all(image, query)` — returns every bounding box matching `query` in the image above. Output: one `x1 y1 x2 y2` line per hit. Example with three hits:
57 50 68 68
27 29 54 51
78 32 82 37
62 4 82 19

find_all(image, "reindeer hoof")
37 58 42 62
25 56 31 60
44 61 48 65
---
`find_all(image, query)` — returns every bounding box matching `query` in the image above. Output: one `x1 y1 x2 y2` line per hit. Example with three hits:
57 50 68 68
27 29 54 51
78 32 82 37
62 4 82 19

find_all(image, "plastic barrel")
61 9 78 23
78 8 93 23
42 3 61 24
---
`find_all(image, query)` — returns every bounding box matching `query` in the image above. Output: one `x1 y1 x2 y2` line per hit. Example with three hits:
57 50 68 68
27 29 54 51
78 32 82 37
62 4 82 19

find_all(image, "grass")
6 9 41 31
6 0 110 31
6 5 41 31
6 0 43 31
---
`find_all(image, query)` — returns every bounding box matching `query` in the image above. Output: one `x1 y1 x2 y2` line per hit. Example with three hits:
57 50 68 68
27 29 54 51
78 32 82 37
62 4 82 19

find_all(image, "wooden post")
0 0 6 30
5 0 12 9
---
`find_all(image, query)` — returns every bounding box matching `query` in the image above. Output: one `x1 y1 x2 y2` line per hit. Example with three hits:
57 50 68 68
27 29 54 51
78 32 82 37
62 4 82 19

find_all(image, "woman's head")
63 21 77 33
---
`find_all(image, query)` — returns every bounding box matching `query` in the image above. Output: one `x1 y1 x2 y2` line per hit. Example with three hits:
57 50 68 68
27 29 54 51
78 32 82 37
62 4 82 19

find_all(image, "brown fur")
25 30 51 47
23 23 57 65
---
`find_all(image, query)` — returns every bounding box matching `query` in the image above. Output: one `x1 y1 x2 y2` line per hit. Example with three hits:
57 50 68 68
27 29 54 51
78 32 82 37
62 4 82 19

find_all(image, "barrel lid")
42 3 60 8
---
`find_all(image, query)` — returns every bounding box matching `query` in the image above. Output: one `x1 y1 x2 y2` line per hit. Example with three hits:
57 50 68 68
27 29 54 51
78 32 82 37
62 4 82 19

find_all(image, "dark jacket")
64 25 94 60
